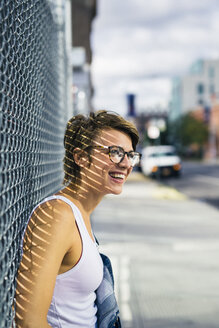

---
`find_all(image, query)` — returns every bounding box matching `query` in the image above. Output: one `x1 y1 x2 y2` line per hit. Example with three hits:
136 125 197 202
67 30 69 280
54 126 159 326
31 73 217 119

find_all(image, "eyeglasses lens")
110 147 140 166
129 154 139 166
110 147 124 163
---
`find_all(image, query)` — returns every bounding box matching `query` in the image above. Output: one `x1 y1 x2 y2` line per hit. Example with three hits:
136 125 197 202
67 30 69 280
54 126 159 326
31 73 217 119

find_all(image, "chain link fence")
0 1 71 326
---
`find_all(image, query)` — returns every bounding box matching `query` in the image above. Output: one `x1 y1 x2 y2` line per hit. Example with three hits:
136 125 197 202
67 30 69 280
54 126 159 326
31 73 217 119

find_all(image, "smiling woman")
15 110 140 328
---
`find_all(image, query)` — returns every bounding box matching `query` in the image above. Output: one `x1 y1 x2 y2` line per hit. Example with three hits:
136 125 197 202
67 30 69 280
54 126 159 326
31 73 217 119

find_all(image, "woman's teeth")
109 173 125 179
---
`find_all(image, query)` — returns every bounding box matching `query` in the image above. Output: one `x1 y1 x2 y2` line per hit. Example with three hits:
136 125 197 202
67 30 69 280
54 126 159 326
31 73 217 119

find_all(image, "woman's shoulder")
22 195 80 259
31 196 76 231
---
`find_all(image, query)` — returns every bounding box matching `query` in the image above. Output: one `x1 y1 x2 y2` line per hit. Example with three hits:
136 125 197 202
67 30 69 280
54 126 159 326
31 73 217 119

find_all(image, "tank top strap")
43 195 85 229
43 195 95 244
21 195 96 258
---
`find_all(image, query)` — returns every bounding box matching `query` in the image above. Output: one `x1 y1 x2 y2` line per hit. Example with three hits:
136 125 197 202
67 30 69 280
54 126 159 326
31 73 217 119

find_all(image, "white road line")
193 174 219 186
120 256 133 322
101 251 133 322
110 256 119 300
121 303 133 321
173 241 219 252
120 256 130 280
120 282 130 302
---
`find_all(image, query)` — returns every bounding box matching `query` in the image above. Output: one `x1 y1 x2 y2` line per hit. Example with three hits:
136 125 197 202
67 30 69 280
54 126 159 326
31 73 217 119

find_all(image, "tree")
168 112 209 158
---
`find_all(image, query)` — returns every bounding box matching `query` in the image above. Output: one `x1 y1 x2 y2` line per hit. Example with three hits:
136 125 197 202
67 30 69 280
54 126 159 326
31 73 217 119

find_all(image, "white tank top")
23 195 103 328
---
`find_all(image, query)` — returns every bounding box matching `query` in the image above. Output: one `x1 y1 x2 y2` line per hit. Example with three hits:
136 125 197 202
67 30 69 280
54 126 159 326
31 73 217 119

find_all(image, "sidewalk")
126 171 187 201
93 173 219 328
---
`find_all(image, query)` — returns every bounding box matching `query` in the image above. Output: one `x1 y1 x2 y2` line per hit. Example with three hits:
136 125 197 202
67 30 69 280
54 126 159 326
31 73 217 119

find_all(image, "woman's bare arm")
15 199 77 328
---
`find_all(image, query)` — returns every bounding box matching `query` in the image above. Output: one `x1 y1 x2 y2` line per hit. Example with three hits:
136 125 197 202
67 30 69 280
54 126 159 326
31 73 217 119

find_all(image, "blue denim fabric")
95 254 121 328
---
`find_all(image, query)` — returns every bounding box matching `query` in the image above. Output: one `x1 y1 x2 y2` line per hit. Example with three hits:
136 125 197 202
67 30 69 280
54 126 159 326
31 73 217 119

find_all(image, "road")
92 174 219 328
162 161 219 209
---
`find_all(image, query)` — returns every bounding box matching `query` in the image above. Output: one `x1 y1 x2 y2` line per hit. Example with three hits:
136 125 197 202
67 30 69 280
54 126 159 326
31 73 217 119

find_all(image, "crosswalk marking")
103 252 133 323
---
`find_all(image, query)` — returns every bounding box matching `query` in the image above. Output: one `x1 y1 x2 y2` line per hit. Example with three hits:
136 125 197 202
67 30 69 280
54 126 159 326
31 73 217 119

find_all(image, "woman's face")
81 128 134 195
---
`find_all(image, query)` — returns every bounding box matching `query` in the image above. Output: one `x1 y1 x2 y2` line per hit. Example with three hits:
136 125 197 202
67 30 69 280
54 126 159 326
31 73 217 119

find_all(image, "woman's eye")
111 150 120 155
111 150 123 157
129 152 135 158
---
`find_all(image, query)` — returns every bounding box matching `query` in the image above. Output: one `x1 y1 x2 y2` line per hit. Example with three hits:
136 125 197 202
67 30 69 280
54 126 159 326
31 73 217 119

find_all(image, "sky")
91 0 219 116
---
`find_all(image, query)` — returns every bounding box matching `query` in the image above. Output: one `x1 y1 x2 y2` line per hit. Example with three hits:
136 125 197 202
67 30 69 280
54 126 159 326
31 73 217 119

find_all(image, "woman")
15 110 140 327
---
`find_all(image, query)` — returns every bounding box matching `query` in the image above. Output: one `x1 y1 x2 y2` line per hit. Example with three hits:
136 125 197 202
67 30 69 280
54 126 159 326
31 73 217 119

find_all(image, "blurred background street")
158 160 219 209
93 163 219 328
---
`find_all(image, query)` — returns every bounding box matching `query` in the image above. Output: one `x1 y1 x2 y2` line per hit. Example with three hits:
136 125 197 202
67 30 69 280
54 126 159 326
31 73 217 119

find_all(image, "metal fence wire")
0 1 71 326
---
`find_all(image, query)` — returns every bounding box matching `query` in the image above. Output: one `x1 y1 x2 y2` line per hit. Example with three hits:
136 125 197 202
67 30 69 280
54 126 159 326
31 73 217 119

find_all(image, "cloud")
94 0 218 29
91 0 219 114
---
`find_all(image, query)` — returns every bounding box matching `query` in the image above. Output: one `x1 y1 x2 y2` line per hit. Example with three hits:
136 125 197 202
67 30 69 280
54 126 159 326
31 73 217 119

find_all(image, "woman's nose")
119 153 131 167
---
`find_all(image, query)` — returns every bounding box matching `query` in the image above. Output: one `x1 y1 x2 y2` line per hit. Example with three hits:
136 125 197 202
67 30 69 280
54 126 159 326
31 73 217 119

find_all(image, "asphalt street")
92 173 219 328
163 161 219 209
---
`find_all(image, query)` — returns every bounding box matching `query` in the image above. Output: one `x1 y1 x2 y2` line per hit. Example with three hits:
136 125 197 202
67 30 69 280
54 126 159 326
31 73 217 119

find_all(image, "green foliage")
141 113 209 159
178 113 208 146
168 112 209 158
171 113 208 146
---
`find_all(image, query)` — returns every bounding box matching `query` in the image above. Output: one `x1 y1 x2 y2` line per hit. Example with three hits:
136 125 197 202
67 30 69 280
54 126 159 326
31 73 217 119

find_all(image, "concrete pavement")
93 172 219 328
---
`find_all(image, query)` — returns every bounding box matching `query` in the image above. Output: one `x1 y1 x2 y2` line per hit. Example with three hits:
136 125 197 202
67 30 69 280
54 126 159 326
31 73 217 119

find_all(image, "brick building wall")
192 105 219 158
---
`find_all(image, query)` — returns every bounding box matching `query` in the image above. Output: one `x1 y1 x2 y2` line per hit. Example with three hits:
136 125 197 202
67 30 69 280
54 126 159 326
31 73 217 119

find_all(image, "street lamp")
147 125 161 180
147 125 160 140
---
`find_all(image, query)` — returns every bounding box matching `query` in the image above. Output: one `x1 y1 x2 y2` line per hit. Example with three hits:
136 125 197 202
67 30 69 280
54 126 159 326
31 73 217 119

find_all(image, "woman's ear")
73 148 89 168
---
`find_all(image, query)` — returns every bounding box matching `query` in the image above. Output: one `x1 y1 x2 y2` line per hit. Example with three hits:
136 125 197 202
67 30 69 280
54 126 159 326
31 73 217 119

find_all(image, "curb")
126 172 187 200
126 172 148 182
152 185 187 200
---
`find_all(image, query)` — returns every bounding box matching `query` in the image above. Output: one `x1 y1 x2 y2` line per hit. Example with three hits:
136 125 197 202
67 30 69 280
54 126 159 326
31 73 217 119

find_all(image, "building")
169 58 219 159
134 111 168 147
71 47 92 114
71 0 97 113
207 104 219 159
71 0 97 64
169 58 219 121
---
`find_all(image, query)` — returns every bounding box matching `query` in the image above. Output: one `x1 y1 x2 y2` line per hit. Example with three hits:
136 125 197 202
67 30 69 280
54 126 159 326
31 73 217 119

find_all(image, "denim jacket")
95 253 122 328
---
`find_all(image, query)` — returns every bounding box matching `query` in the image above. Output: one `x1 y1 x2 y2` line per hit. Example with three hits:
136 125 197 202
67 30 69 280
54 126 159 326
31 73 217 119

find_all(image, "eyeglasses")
93 145 142 167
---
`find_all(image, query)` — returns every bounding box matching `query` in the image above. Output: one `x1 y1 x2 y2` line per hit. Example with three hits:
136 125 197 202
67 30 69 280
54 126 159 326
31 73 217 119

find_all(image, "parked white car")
141 145 181 177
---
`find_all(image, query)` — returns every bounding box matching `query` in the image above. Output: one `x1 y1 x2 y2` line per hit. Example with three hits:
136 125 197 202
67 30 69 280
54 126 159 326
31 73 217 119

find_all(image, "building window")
209 66 215 78
198 98 204 105
209 84 215 95
197 83 204 94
